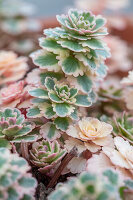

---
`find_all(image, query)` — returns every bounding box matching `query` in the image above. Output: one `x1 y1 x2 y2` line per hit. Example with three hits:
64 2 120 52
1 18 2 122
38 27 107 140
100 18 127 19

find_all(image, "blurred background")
27 0 133 17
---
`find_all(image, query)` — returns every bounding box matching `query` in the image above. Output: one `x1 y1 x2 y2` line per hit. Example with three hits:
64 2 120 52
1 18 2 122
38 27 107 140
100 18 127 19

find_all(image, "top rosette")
56 9 107 39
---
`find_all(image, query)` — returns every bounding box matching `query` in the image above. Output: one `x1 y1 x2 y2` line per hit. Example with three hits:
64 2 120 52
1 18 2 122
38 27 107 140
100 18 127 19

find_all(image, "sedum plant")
0 147 37 200
98 82 124 115
31 9 110 93
0 108 38 148
0 51 28 87
113 113 133 143
27 76 93 134
48 168 132 200
30 139 66 173
28 9 110 140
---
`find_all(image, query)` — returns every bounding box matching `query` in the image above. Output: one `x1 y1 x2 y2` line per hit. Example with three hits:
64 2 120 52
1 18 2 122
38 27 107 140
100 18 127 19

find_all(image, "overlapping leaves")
31 9 110 96
0 108 37 147
0 148 37 200
27 73 94 139
48 169 132 200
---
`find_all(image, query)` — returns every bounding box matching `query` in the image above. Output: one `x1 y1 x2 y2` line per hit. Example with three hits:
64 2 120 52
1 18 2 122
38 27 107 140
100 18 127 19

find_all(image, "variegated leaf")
54 117 69 131
40 71 63 85
75 94 92 107
27 107 42 118
29 88 48 99
81 38 105 50
57 39 85 52
77 75 92 93
39 38 65 54
40 122 61 141
61 55 84 77
45 77 55 90
31 50 61 72
38 102 56 119
52 103 75 117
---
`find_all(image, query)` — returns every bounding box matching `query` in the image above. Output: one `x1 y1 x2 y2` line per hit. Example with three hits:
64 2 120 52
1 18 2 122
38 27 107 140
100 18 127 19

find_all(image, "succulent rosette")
28 77 93 117
56 9 107 37
0 51 28 86
0 148 37 200
66 117 113 153
30 139 66 173
0 108 38 147
27 75 94 140
31 9 110 95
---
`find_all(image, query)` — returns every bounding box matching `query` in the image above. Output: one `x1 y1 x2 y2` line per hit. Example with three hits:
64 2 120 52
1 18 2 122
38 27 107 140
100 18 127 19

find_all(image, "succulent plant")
27 9 110 140
28 76 93 117
0 81 25 108
27 76 94 132
98 82 124 115
48 168 133 200
30 139 66 173
101 112 133 143
104 36 131 73
31 9 110 96
0 147 37 200
112 113 133 143
0 51 28 86
27 72 97 140
99 84 122 100
0 108 38 147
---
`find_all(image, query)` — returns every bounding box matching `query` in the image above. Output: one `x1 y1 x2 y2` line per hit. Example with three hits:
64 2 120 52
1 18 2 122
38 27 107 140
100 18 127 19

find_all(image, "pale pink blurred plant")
123 88 133 110
0 80 32 109
107 16 127 31
121 71 133 86
75 0 106 14
87 151 133 179
86 137 133 179
121 71 133 111
0 51 28 86
105 0 129 10
104 36 131 73
0 81 24 108
75 0 129 13
103 137 133 171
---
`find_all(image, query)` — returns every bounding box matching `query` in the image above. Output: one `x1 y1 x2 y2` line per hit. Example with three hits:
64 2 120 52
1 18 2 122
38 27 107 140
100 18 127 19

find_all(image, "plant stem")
21 142 29 161
47 147 78 189
11 143 17 154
